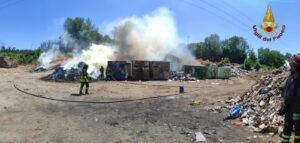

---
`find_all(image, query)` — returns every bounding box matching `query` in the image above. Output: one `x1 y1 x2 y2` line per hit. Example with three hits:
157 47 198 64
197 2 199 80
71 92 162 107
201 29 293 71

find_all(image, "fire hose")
13 82 208 104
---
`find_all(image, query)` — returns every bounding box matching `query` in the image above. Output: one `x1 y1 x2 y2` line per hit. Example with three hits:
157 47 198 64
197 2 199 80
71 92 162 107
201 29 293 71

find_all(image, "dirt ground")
0 67 280 143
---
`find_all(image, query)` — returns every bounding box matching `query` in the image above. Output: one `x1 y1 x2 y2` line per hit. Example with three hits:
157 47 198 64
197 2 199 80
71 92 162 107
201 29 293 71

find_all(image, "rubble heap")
227 65 248 77
43 62 98 82
170 71 197 81
226 69 289 133
44 67 81 82
0 56 18 68
31 66 47 72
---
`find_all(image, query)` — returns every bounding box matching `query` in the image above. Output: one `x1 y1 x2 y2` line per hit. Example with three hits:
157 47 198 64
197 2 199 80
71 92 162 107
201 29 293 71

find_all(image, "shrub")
254 62 261 71
223 57 230 64
243 59 252 71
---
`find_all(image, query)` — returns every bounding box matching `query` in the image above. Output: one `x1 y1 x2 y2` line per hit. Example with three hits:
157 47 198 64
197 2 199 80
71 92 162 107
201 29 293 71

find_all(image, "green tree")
1 46 5 52
285 53 292 60
258 47 285 68
223 57 230 64
188 42 205 59
203 34 223 62
222 36 249 64
254 62 261 71
64 18 102 43
243 59 252 70
248 49 257 64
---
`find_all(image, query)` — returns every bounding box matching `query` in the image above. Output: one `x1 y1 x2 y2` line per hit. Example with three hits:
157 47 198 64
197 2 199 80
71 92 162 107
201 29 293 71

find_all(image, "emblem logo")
253 5 285 42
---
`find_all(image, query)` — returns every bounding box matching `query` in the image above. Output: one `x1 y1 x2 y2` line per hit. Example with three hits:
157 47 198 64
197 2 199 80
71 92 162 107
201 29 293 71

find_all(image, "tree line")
0 46 41 65
188 34 291 70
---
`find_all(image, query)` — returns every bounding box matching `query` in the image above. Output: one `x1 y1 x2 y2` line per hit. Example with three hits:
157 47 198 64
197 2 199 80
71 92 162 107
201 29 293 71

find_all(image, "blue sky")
0 0 299 54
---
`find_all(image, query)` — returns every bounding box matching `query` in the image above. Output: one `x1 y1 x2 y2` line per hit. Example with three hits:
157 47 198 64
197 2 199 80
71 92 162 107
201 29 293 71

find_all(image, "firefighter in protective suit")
280 54 300 143
100 66 104 79
79 64 89 95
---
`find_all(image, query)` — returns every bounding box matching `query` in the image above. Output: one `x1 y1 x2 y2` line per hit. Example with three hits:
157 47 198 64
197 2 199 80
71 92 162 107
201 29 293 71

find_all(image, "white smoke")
59 32 88 53
109 7 183 61
38 44 60 69
62 44 116 78
38 32 84 68
38 7 196 78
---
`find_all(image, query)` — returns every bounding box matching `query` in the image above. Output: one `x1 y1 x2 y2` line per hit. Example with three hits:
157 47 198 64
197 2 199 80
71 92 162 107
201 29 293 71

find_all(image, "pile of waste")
44 67 81 82
228 65 248 77
225 69 288 134
43 62 99 82
0 56 18 68
31 66 47 72
170 71 197 81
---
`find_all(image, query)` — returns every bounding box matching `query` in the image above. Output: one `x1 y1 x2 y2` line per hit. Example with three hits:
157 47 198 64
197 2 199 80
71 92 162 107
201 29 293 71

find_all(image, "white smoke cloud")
38 32 84 68
38 44 60 69
62 44 116 78
38 7 197 78
108 7 182 61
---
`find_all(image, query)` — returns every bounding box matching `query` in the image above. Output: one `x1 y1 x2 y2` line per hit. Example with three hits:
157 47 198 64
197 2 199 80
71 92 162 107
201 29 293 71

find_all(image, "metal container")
205 65 218 79
184 65 207 79
217 67 230 79
131 60 150 81
194 66 207 79
150 61 170 80
106 61 131 80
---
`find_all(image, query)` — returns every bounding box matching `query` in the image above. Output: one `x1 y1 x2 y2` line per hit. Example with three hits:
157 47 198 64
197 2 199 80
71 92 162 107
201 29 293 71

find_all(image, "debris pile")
31 66 47 72
225 69 288 133
170 71 197 81
43 67 79 82
43 62 97 82
228 65 248 77
0 56 18 68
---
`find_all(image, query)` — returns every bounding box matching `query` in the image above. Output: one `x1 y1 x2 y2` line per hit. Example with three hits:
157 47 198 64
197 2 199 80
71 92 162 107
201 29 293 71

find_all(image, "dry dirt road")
0 67 279 143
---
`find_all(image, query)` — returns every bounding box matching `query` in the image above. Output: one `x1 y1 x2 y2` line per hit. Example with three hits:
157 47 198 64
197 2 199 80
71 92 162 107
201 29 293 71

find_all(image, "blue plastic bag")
229 104 243 117
259 87 269 94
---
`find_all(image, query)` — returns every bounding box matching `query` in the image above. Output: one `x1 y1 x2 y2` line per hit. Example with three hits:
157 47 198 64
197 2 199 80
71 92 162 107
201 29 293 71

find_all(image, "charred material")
44 62 90 82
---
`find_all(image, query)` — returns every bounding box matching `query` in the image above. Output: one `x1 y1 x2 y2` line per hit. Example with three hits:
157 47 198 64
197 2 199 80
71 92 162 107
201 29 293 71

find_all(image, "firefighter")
79 64 89 95
100 66 104 79
280 54 300 143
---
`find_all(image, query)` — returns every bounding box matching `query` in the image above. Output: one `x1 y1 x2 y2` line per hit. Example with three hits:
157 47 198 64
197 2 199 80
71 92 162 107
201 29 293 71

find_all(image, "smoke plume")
38 7 196 78
110 7 181 61
62 44 116 78
38 44 60 69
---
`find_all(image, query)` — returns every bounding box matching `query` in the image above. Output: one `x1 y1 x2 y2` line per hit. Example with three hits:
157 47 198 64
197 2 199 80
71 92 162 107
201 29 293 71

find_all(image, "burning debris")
225 69 288 133
43 62 92 82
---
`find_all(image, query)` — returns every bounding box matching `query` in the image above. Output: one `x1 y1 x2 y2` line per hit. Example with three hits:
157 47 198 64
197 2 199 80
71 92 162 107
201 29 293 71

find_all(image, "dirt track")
0 67 279 143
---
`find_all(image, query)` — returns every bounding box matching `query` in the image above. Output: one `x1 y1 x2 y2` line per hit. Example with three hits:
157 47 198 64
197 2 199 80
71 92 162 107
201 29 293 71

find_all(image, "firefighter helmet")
83 64 89 70
290 54 300 67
